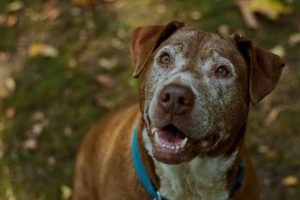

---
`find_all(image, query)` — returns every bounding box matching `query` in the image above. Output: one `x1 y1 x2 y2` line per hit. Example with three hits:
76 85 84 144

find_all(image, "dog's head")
131 21 285 164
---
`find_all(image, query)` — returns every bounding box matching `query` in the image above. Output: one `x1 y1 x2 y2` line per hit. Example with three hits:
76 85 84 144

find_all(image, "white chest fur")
155 154 237 200
154 154 237 200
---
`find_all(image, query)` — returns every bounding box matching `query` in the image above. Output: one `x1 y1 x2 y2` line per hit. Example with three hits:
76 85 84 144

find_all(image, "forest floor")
0 1 300 199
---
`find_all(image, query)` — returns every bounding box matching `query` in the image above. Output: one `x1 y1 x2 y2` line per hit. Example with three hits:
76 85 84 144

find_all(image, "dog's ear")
130 21 184 78
233 34 285 104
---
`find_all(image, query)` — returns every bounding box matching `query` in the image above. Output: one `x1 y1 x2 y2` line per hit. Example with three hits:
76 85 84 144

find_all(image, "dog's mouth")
151 124 188 150
149 124 220 164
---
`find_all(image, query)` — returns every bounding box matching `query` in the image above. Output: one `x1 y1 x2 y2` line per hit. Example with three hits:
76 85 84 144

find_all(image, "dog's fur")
72 21 285 200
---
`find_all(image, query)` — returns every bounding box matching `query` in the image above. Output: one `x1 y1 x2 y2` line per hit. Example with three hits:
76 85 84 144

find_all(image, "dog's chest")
155 154 236 200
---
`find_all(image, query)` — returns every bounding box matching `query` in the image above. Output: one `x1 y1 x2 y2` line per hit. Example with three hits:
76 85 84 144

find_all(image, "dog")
72 21 285 200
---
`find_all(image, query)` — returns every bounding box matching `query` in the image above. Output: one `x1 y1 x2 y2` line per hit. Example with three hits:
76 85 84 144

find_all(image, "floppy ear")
233 34 285 104
130 21 184 78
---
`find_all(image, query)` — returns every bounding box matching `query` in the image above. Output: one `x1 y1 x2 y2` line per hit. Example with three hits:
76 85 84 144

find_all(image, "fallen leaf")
22 138 37 150
288 33 300 46
28 43 58 57
250 0 294 20
32 111 45 121
4 77 16 92
32 124 43 136
282 175 298 186
7 1 24 12
1 76 18 97
236 0 294 29
6 15 18 27
258 144 277 159
218 24 230 35
61 185 72 200
156 4 167 14
5 107 16 119
190 11 202 21
44 0 61 21
71 7 82 16
265 149 277 159
270 45 285 57
0 14 6 25
47 156 56 166
68 58 77 68
98 57 117 70
97 74 116 88
258 144 269 154
0 52 10 61
235 0 260 29
265 106 284 125
64 126 73 137
111 38 124 49
4 186 17 200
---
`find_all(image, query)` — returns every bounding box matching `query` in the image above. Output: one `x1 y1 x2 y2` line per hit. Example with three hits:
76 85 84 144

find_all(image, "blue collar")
132 124 244 200
132 124 164 200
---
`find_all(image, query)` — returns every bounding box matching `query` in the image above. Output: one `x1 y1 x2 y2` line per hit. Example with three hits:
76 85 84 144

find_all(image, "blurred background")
0 0 299 199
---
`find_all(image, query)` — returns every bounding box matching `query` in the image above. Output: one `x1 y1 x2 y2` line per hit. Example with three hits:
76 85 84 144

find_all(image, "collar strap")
229 159 245 197
132 124 163 200
132 123 244 200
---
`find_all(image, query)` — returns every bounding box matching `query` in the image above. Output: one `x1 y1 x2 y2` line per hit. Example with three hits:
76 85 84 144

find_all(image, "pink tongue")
159 129 184 145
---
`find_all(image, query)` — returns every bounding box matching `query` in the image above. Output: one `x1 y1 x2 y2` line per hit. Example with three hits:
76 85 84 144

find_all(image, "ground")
0 0 299 199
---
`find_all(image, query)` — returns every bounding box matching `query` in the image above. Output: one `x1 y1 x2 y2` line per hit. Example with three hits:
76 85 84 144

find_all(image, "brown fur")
72 21 284 200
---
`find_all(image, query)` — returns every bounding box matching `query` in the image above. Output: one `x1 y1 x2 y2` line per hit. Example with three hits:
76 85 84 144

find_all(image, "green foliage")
4 57 105 199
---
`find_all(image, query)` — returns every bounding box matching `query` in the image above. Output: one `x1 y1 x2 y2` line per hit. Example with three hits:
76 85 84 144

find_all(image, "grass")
0 0 300 199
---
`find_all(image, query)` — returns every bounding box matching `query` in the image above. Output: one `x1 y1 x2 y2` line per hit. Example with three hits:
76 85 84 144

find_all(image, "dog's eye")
214 65 230 77
159 52 171 64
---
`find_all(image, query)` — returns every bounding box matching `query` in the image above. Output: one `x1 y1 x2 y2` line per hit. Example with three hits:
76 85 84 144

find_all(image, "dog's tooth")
176 145 180 150
201 140 208 147
162 144 166 148
154 132 161 146
171 146 175 150
180 137 188 148
151 127 158 134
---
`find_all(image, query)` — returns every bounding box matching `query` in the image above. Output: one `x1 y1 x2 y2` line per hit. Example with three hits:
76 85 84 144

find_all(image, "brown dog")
72 21 285 200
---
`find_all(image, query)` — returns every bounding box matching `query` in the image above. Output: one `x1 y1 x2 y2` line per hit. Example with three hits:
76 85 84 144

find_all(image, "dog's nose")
158 84 195 115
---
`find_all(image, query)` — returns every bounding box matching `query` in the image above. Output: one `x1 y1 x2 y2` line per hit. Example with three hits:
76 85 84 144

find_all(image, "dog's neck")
140 124 243 200
154 152 238 200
